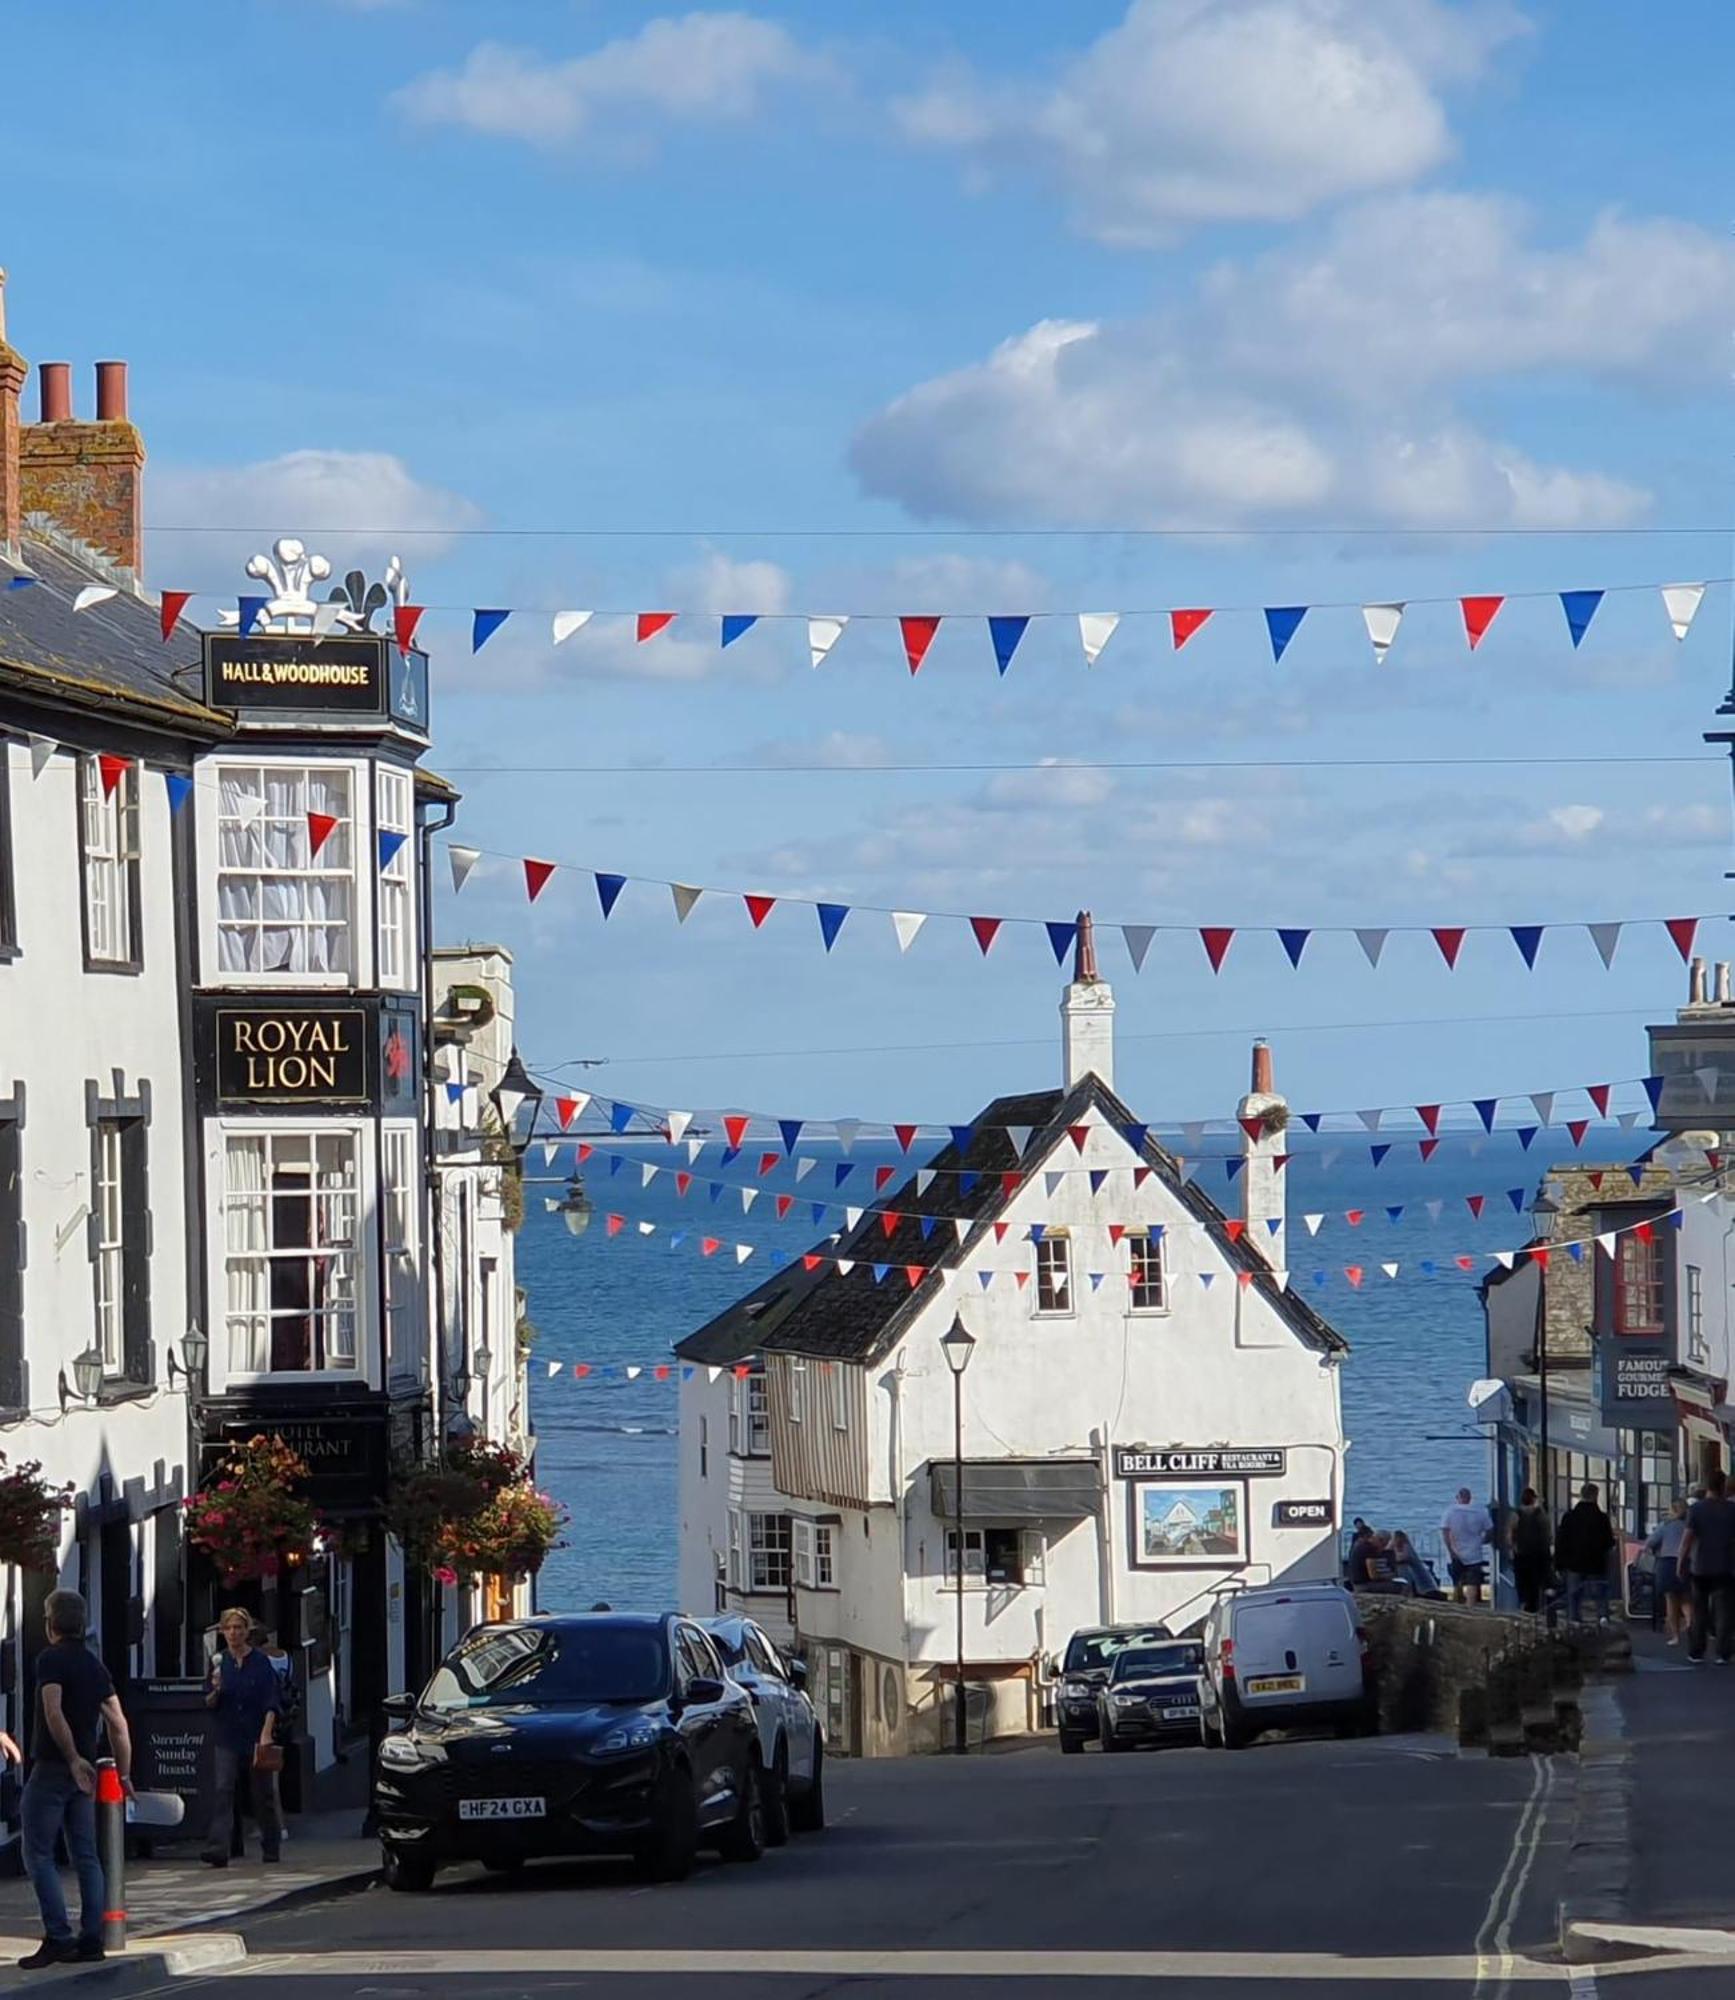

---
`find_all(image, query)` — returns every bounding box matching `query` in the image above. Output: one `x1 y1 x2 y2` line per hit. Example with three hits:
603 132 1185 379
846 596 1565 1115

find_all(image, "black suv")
374 1613 765 1888
1055 1622 1173 1752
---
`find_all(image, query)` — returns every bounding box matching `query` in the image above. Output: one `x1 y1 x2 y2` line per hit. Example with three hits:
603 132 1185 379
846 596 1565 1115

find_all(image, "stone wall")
1360 1598 1629 1753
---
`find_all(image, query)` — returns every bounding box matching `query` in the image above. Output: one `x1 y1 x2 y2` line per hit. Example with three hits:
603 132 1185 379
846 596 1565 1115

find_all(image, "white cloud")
893 0 1525 245
147 447 482 584
981 762 1116 811
749 730 898 769
393 13 823 150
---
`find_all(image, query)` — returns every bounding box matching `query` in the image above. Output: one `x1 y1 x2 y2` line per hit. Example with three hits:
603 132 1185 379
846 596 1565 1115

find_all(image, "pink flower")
434 1565 459 1587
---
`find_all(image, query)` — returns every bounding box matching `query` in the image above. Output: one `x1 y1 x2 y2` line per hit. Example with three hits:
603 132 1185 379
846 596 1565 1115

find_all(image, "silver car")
702 1616 825 1843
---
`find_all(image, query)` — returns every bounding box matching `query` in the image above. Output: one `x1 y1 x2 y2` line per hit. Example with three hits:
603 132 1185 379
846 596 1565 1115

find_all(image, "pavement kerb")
1560 1681 1640 1965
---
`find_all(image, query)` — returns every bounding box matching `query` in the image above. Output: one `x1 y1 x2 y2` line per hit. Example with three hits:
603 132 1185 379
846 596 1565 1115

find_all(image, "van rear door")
1232 1595 1360 1704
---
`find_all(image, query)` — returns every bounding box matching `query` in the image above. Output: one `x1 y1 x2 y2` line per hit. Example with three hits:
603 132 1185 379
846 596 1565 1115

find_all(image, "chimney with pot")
0 272 26 560
1238 1037 1287 1269
1718 962 1732 1006
19 352 145 576
1060 909 1115 1088
1691 957 1709 1006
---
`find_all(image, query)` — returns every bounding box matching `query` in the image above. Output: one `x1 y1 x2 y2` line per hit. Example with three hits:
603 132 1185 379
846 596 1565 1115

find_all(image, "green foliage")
0 1455 73 1572
387 1436 566 1584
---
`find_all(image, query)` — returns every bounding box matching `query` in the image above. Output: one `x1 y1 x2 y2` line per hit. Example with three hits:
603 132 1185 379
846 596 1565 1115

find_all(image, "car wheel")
635 1767 698 1883
763 1741 791 1848
1199 1711 1220 1748
1100 1727 1127 1754
381 1843 436 1894
789 1737 825 1833
1059 1731 1085 1756
717 1752 766 1863
1221 1715 1252 1750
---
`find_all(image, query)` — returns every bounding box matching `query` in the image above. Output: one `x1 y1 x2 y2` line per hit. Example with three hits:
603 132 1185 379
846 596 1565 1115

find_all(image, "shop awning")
929 1458 1100 1524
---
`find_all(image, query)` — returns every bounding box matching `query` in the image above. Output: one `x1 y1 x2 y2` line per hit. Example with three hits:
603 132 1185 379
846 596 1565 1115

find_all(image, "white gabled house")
676 917 1349 1754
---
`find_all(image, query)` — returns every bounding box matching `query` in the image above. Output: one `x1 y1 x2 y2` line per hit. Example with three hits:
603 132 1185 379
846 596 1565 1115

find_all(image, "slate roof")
0 528 228 736
675 1073 1349 1369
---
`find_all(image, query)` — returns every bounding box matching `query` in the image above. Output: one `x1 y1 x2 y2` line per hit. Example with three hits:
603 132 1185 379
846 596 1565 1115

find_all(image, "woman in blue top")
201 1608 283 1866
1647 1499 1690 1645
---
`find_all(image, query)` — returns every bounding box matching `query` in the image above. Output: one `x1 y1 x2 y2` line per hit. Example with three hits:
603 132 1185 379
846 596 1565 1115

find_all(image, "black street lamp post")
1531 1182 1560 1626
489 1048 544 1157
940 1313 976 1755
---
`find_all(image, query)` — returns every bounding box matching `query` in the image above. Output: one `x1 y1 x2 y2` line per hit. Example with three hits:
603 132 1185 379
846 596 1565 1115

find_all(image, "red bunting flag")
1455 1256 1476 1272
159 590 193 641
555 1096 581 1130
1432 927 1466 969
1466 1194 1485 1217
654 1365 671 1381
1069 1126 1090 1153
1237 1270 1254 1290
801 1254 823 1271
1635 1220 1654 1244
1200 928 1235 973
1274 1153 1291 1171
1224 1218 1245 1243
306 809 338 856
1170 608 1213 650
1133 1167 1153 1189
1238 1116 1263 1143
1460 596 1504 650
1566 1120 1589 1148
969 915 1003 955
905 1266 924 1289
1108 1224 1126 1245
1416 1104 1441 1135
393 604 424 657
606 1214 624 1237
675 1171 692 1195
899 616 941 675
723 1114 750 1149
757 1152 780 1176
1529 1247 1549 1270
1588 1171 1604 1192
637 613 676 643
776 1194 794 1219
1418 1139 1440 1162
1587 1084 1611 1117
874 1165 895 1191
701 1237 722 1258
524 858 556 902
878 1211 900 1238
894 1124 919 1154
744 894 777 929
98 753 130 800
732 1363 752 1379
575 1363 592 1378
1345 1209 1364 1227
1014 1271 1030 1290
578 1143 594 1163
993 1219 1011 1241
1666 917 1698 962
1345 1266 1364 1288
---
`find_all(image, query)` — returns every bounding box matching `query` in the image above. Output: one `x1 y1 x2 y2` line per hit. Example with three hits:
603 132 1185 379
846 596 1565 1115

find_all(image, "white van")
1197 1582 1375 1749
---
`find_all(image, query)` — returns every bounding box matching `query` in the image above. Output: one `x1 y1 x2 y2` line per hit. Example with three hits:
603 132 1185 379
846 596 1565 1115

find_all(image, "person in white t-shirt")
1440 1488 1494 1605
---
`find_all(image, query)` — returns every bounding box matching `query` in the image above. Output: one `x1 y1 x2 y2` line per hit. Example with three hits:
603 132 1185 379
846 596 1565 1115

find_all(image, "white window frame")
795 1520 837 1590
747 1369 771 1454
945 1524 1043 1588
199 758 370 988
1034 1231 1073 1316
788 1358 806 1425
1128 1231 1167 1314
1687 1263 1707 1364
726 1508 746 1592
375 765 415 992
80 755 138 967
829 1362 849 1431
381 1121 420 1382
209 1118 376 1390
747 1511 792 1592
92 1121 125 1374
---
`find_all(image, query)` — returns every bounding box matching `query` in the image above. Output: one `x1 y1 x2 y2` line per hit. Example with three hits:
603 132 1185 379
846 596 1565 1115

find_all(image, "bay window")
794 1519 836 1589
221 1128 361 1376
375 766 414 989
215 764 353 979
381 1123 420 1380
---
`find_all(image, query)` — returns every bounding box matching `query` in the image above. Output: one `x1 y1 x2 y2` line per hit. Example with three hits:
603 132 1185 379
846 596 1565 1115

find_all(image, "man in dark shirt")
202 1608 283 1865
1680 1469 1735 1664
18 1590 132 1970
1554 1484 1616 1624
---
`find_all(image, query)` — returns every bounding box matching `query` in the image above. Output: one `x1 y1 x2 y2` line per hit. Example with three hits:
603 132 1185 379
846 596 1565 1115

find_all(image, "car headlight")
379 1734 440 1770
594 1718 662 1757
1111 1693 1143 1708
1063 1681 1094 1701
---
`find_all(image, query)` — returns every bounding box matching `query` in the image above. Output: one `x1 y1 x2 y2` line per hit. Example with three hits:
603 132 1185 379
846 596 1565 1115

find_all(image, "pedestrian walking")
201 1607 284 1866
1680 1470 1735 1665
1508 1487 1553 1613
15 1589 133 1970
1554 1483 1617 1623
1645 1498 1691 1644
1440 1487 1493 1604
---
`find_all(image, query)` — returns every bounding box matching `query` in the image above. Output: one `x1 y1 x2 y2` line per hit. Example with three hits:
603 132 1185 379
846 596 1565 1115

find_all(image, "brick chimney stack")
0 272 26 562
1238 1037 1287 1269
1060 908 1115 1088
20 353 146 577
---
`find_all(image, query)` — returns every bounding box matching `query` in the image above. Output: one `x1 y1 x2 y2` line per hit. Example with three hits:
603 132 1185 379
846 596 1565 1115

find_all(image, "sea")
522 1129 1614 1612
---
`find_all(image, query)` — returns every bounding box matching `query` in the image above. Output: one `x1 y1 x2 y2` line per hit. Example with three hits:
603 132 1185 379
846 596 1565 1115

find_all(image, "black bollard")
96 1758 127 1954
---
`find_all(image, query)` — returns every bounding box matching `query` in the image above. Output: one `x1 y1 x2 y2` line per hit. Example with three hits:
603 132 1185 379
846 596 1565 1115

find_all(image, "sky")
6 0 1735 1135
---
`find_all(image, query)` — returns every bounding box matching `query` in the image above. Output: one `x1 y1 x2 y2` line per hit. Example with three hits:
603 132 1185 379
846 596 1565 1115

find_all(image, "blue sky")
7 0 1735 1134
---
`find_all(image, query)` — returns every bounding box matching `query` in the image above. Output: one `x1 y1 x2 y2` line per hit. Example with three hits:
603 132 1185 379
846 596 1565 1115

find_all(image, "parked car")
1054 1622 1173 1753
373 1612 766 1889
702 1615 826 1841
1097 1639 1205 1752
1197 1583 1375 1750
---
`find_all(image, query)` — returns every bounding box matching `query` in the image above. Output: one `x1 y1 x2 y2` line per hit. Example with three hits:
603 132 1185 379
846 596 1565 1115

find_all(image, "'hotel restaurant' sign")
1113 1446 1287 1479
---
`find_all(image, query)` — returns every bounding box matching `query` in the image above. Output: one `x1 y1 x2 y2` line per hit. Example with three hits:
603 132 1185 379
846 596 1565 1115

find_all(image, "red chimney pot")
1251 1038 1273 1095
38 362 71 424
95 360 127 422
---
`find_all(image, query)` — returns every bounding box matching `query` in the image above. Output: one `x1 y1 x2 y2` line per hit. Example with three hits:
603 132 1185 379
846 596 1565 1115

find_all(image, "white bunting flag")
1079 612 1120 667
916 1170 936 1195
546 1360 561 1378
638 1221 654 1236
449 845 481 893
27 734 56 777
72 585 117 613
552 610 594 646
312 602 349 636
1697 1065 1720 1103
642 1163 658 1188
735 1245 753 1265
708 1366 722 1384
1122 924 1156 974
808 616 848 671
670 883 703 924
1617 1111 1641 1130
1596 1232 1617 1255
740 1188 758 1213
795 1157 816 1183
1381 1262 1399 1280
1358 1109 1383 1134
1006 1127 1032 1156
837 1259 854 1276
1043 1172 1063 1197
835 1119 861 1153
1530 1093 1555 1127
544 1198 560 1213
1361 603 1404 666
1587 922 1621 969
667 1110 693 1147
953 1218 971 1245
625 1365 642 1381
1494 1251 1515 1271
1355 928 1389 969
1182 1122 1207 1151
1303 1214 1324 1236
1662 583 1706 642
1425 1200 1443 1223
540 1141 559 1168
845 1207 863 1230
891 911 927 954
685 1138 704 1164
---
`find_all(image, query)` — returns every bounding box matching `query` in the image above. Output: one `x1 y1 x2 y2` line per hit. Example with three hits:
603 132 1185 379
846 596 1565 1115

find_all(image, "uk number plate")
1155 1701 1199 1718
459 1796 546 1820
1244 1675 1304 1695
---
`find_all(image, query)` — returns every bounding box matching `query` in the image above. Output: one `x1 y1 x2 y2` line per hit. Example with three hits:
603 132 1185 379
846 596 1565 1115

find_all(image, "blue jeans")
21 1765 104 1946
1566 1572 1611 1622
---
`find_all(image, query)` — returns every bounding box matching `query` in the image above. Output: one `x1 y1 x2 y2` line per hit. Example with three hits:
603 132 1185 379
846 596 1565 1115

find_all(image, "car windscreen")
1111 1644 1202 1681
1065 1627 1172 1673
420 1623 669 1710
706 1630 746 1667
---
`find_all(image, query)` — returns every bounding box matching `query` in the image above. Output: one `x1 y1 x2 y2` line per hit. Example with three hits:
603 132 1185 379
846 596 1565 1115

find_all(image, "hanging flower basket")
186 1433 321 1585
387 1438 567 1585
0 1455 74 1572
